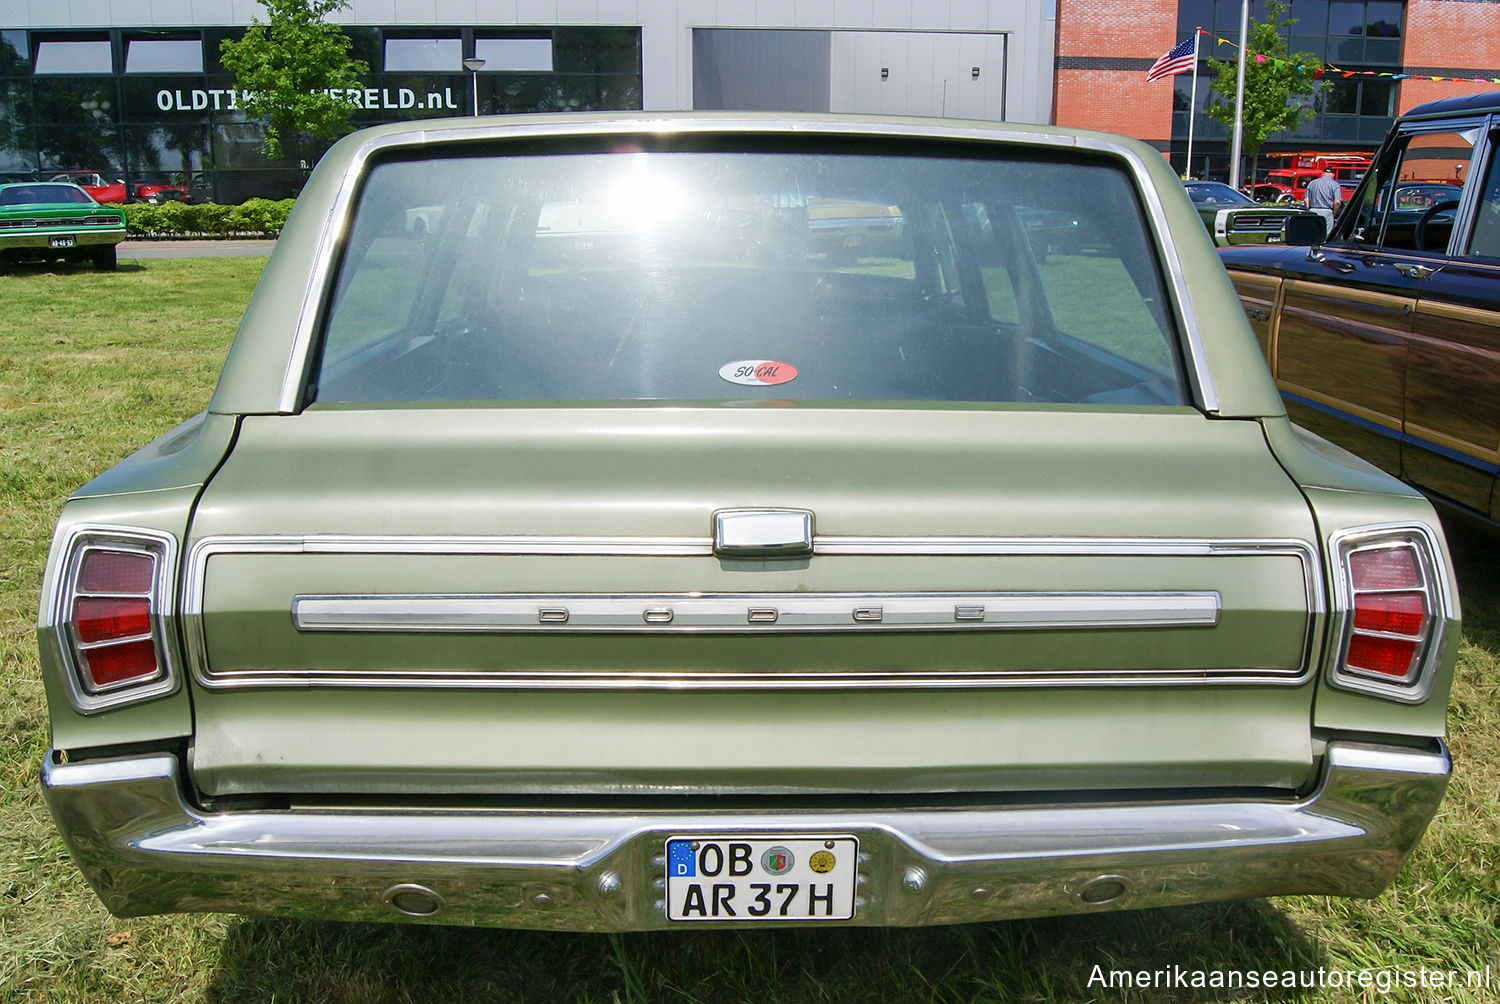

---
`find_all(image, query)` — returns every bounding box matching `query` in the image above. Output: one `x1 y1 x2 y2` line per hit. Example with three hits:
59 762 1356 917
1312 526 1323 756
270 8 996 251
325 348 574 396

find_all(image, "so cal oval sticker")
719 360 798 386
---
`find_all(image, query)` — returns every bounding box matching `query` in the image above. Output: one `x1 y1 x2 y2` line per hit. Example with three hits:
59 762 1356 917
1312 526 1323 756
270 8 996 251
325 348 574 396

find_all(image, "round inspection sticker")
719 360 798 387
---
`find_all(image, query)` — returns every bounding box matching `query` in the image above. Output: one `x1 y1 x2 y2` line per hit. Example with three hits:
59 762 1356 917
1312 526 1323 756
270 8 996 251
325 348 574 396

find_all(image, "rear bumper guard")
41 740 1449 930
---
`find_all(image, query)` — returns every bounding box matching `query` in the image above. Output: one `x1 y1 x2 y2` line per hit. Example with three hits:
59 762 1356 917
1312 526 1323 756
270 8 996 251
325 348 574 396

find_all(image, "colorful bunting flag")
1200 29 1500 85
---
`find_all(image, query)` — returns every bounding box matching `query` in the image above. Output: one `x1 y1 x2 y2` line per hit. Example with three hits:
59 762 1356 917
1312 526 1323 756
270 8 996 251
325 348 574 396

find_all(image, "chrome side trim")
183 533 1320 691
304 534 713 556
41 740 1449 929
276 117 1218 414
291 591 1222 634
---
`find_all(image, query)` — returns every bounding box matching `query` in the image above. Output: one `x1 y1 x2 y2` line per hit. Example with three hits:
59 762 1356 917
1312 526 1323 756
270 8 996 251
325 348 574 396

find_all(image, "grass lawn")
1 257 1496 1003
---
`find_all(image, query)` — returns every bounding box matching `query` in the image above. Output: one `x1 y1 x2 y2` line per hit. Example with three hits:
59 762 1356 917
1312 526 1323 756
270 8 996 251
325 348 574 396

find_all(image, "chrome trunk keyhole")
713 509 813 558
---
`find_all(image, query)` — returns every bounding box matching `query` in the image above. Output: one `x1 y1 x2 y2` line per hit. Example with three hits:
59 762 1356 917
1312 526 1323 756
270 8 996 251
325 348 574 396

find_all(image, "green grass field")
1 257 1496 1003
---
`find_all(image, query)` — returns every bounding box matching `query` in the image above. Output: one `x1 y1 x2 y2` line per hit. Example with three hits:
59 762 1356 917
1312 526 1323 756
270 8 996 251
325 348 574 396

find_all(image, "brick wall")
1052 0 1181 145
1397 0 1500 113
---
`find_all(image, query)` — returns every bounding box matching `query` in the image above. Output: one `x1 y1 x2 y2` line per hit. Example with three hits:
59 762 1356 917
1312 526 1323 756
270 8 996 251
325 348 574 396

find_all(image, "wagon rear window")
314 144 1188 406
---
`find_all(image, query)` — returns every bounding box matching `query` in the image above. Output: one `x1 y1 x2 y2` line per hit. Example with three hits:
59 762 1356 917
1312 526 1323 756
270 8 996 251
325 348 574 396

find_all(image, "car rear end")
38 116 1457 931
0 184 125 268
1214 206 1300 245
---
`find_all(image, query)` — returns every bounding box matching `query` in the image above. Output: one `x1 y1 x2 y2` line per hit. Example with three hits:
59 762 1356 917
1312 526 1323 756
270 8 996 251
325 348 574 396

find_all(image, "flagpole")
1229 0 1249 188
1186 29 1199 178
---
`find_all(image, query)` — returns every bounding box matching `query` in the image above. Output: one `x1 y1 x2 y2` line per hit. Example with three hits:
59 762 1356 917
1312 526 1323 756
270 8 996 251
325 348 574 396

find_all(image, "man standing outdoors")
1305 167 1342 232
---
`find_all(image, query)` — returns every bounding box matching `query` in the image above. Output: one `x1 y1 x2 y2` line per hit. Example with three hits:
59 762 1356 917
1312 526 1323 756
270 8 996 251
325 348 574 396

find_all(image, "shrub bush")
122 198 294 239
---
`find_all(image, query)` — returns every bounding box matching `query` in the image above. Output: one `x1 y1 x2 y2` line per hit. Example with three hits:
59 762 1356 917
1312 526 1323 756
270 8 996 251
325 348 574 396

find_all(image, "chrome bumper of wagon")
41 740 1449 930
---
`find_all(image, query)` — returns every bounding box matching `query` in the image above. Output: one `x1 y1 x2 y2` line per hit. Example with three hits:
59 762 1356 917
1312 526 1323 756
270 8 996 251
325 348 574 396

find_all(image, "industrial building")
1 0 1493 198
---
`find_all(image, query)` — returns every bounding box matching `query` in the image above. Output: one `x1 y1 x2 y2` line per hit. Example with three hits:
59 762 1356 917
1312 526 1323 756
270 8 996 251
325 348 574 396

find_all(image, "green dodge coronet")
38 114 1458 931
0 182 124 270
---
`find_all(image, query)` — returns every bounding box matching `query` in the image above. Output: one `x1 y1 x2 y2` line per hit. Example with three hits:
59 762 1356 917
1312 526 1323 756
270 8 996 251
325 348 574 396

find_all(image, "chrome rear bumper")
0 230 125 251
41 740 1448 930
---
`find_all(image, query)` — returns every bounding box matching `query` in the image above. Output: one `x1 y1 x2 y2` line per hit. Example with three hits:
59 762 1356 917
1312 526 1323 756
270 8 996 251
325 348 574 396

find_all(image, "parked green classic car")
1182 180 1324 247
39 114 1458 931
0 182 125 270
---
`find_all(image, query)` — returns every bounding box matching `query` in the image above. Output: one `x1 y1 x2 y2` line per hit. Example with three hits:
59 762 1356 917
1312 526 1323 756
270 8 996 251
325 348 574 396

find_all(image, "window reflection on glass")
1 31 27 76
1359 79 1393 117
1328 0 1366 36
474 37 553 73
1355 130 1473 252
0 82 35 171
554 74 641 112
1466 139 1500 259
125 39 204 74
317 149 1187 407
553 27 640 75
124 124 207 175
32 126 121 173
1365 0 1402 36
484 75 558 114
1289 0 1329 33
212 122 283 168
383 38 460 73
1176 0 1213 36
35 40 112 75
1325 79 1358 114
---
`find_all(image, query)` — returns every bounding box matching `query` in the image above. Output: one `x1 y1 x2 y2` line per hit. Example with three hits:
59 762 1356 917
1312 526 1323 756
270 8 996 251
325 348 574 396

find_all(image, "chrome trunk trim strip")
182 533 1321 691
291 591 1222 634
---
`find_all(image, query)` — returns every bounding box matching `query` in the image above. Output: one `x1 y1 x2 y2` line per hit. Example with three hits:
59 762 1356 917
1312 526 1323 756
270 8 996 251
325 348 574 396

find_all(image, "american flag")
1147 35 1198 81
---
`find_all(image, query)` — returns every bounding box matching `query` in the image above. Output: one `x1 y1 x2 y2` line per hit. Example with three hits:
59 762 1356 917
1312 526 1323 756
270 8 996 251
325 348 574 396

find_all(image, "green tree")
1204 0 1323 168
219 0 367 162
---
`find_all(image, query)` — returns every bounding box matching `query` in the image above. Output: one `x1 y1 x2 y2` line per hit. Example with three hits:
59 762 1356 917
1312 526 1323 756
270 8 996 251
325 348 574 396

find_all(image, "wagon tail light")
1332 527 1451 703
46 529 180 713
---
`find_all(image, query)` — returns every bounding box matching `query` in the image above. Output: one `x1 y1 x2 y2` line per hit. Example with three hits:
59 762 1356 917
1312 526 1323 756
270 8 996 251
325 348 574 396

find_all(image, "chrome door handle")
1393 262 1435 280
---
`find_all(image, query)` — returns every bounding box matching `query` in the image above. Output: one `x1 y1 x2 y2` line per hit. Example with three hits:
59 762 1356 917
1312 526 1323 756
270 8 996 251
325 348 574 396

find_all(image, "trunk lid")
184 406 1323 799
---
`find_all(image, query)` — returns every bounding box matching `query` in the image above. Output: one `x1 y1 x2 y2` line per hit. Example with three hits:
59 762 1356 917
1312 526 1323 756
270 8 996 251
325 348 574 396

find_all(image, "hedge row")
122 198 295 239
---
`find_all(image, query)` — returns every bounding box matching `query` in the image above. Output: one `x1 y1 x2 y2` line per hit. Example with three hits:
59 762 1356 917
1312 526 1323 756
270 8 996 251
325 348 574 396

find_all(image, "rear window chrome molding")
273 117 1219 416
1324 523 1454 705
182 533 1320 692
41 524 183 714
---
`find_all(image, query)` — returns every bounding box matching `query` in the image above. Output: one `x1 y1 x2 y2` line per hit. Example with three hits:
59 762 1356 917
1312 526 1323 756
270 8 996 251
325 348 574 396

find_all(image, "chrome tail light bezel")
43 525 182 714
1327 523 1453 705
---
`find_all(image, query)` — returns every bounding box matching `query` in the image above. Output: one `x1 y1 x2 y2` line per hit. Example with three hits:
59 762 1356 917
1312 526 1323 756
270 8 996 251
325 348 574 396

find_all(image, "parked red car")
47 171 126 203
45 171 189 204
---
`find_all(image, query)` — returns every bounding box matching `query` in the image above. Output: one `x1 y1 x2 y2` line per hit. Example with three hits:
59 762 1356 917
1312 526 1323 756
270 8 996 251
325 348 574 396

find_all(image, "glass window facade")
124 38 204 74
474 37 553 72
383 37 462 72
35 39 113 75
1173 0 1406 177
0 26 641 203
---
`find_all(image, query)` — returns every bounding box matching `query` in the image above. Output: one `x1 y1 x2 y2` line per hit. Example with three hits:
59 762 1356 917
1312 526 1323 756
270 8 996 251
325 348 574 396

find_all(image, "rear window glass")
313 143 1188 407
0 184 92 205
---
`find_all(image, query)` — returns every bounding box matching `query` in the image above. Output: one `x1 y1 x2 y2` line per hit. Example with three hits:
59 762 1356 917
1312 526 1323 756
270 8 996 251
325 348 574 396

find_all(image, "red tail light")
1334 531 1448 700
47 529 179 711
69 549 162 693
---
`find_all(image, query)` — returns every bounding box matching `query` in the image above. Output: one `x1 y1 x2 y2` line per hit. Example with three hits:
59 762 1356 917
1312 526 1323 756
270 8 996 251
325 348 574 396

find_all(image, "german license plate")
49 235 76 248
665 835 858 922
